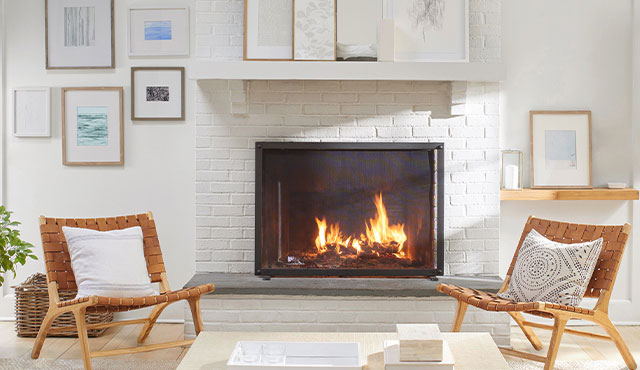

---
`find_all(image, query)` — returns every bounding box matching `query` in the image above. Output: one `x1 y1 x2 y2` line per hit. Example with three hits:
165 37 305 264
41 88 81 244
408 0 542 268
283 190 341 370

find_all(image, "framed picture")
45 0 114 69
62 87 123 165
530 111 592 189
128 7 190 56
244 0 293 60
131 67 185 121
383 0 468 62
12 87 51 137
293 0 336 61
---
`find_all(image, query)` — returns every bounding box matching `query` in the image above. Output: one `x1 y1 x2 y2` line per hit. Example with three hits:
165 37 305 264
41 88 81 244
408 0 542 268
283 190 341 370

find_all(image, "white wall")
0 0 196 321
501 0 637 322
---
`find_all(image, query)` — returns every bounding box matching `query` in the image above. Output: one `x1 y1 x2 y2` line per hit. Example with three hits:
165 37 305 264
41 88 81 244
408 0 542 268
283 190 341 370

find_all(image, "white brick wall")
195 0 502 63
184 295 511 346
195 80 501 275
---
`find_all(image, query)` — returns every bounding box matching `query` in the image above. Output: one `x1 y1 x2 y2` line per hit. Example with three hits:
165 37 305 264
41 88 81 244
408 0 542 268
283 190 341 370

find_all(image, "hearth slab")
184 273 502 297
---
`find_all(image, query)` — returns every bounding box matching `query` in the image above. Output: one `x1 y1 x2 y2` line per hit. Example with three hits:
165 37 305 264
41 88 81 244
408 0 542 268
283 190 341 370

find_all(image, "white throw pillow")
62 226 156 299
498 229 603 307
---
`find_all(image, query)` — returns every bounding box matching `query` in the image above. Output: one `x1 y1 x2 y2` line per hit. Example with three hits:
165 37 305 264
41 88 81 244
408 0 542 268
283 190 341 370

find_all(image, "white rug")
507 358 628 370
0 358 180 370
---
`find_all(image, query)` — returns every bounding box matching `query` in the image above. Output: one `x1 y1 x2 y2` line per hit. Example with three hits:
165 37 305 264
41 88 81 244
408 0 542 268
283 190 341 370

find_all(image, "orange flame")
314 193 408 259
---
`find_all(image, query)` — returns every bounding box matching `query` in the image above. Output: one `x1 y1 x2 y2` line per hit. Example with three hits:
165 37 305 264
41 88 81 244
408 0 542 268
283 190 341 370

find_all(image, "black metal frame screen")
255 142 445 277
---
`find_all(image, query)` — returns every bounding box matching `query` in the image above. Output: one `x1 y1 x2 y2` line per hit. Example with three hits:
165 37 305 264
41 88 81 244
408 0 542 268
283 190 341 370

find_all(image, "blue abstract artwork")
77 106 108 146
144 20 172 41
545 130 577 169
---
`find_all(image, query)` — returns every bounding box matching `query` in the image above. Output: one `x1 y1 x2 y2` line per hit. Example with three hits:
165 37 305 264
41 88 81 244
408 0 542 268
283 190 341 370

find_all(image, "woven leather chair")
31 212 215 370
438 216 636 370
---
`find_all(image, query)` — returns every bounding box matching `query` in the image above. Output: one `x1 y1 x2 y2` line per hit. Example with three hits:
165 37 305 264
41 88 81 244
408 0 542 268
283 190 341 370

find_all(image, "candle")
504 165 520 190
377 19 394 62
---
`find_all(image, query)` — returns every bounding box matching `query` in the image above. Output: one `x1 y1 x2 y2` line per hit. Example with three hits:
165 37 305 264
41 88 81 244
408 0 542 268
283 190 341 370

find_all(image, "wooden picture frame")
62 87 124 166
131 67 185 121
293 0 337 61
530 110 592 189
12 87 51 137
45 0 115 69
244 0 294 60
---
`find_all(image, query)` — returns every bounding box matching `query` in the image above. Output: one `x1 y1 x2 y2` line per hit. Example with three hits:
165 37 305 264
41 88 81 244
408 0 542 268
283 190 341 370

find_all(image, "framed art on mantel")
128 7 190 56
530 111 592 189
131 67 185 121
46 0 114 69
244 0 293 60
383 0 468 62
293 0 336 61
62 87 123 165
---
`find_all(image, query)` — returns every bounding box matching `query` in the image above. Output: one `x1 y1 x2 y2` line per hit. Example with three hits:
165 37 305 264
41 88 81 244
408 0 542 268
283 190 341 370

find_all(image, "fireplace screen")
256 142 444 277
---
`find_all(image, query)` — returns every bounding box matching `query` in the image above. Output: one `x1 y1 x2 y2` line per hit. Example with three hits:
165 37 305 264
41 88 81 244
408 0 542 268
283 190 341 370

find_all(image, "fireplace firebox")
255 142 444 277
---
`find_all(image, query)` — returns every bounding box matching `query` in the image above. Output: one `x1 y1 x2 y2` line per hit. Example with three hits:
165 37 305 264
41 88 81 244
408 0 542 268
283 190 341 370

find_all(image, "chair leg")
137 302 169 344
188 298 204 336
544 316 567 370
31 309 60 359
451 301 468 332
597 316 637 369
509 312 543 351
73 308 92 370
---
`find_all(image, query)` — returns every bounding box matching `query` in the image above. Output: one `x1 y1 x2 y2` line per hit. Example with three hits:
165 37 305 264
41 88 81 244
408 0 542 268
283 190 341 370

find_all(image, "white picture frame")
293 0 336 61
131 67 185 121
383 0 469 62
244 0 293 60
46 0 114 69
13 87 51 137
62 87 124 166
128 7 190 57
530 111 592 189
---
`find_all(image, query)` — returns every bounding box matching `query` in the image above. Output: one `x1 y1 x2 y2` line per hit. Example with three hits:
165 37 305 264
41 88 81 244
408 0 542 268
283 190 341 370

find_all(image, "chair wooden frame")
438 216 636 370
31 212 214 370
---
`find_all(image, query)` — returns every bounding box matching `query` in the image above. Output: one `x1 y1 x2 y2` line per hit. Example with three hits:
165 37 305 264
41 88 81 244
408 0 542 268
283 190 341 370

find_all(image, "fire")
314 193 408 259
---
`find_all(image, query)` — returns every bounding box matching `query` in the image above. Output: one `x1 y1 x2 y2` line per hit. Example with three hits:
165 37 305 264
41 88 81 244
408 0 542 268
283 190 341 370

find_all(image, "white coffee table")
177 331 509 370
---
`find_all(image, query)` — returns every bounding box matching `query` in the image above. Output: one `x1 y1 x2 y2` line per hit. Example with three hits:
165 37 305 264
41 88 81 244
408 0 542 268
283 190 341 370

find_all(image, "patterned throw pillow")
498 229 603 306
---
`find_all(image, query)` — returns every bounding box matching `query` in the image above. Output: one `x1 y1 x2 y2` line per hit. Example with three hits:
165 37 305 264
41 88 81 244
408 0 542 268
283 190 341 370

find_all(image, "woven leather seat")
32 212 214 370
437 216 636 370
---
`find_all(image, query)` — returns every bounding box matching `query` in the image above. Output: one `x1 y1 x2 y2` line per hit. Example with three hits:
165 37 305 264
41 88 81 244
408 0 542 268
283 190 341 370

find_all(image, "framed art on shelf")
244 0 293 60
293 0 337 61
530 111 592 189
13 87 51 137
383 0 468 62
131 67 185 121
128 7 190 56
62 87 123 166
46 0 114 69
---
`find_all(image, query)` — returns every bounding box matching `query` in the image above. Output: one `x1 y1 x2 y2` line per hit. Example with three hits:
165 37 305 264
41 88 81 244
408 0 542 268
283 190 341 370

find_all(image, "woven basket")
13 273 113 337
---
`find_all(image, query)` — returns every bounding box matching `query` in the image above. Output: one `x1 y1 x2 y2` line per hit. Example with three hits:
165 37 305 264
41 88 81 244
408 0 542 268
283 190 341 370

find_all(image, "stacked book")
384 324 454 370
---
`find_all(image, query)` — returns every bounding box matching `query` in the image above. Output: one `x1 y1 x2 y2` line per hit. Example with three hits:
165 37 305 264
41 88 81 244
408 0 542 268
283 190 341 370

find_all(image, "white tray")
227 341 363 370
383 340 454 370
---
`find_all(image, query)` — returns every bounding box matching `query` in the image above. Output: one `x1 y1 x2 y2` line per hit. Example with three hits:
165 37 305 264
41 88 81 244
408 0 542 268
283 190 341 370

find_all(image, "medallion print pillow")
498 229 603 306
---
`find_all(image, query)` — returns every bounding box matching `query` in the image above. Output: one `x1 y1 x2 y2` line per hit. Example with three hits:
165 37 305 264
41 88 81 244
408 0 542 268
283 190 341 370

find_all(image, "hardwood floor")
0 322 638 363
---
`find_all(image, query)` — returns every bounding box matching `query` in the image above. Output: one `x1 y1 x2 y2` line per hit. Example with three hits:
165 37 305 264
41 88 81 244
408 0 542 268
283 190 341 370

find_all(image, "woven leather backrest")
39 213 166 290
508 217 631 298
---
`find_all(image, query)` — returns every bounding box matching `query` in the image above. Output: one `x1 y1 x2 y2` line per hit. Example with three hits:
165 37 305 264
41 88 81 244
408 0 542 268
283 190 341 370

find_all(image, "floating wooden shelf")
500 188 640 201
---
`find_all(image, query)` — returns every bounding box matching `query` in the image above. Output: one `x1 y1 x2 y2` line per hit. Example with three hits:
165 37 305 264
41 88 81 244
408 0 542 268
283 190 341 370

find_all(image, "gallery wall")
0 0 196 321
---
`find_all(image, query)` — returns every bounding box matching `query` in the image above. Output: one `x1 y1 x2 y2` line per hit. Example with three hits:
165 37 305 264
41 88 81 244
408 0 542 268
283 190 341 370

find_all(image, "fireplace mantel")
189 61 506 81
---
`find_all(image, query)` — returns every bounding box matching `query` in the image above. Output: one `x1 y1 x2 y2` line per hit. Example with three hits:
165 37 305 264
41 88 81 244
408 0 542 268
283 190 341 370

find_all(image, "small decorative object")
530 110 592 188
336 0 381 61
501 150 523 190
383 340 454 370
45 0 114 69
383 0 468 62
396 324 443 362
294 0 337 61
0 206 37 287
245 0 293 60
62 87 123 165
12 87 51 137
14 273 113 337
227 341 362 369
131 67 185 121
377 18 395 61
128 7 189 56
608 182 627 189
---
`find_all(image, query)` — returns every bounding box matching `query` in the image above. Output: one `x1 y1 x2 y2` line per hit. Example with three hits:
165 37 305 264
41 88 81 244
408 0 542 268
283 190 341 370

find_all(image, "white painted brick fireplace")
188 0 508 345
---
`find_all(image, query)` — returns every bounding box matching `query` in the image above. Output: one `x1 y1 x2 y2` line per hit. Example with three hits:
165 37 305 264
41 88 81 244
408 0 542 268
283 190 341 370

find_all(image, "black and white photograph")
131 67 184 120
